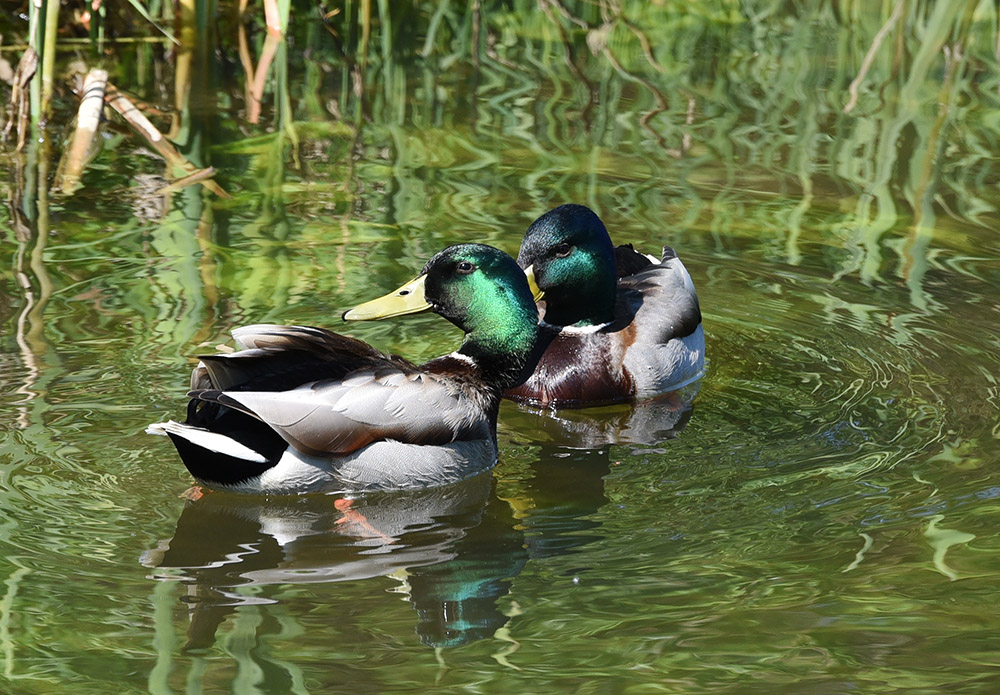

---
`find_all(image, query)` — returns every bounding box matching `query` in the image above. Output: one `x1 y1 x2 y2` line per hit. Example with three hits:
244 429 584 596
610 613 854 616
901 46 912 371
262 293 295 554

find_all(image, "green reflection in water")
1 1 1000 693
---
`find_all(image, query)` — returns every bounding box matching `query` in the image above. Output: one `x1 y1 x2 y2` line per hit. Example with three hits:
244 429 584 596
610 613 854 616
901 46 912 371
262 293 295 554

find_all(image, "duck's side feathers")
192 368 491 459
241 438 498 494
325 438 497 492
617 252 705 399
616 253 702 343
624 325 706 399
660 247 699 303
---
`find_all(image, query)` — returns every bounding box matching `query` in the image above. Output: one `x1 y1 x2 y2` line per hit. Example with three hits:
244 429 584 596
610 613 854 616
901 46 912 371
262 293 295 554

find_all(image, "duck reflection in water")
142 387 697 652
504 382 699 451
142 473 523 650
502 385 698 561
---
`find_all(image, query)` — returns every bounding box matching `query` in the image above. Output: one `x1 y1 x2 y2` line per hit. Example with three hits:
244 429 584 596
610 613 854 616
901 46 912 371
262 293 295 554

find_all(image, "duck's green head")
517 204 616 327
344 243 538 367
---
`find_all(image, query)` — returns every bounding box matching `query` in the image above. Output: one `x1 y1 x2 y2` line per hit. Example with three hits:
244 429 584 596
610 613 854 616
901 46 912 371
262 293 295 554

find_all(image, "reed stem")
40 0 60 119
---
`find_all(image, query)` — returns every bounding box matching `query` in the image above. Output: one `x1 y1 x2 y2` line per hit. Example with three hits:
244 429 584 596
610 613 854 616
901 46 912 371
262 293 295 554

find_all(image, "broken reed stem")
55 68 107 194
264 0 283 35
105 85 179 162
105 84 230 198
844 0 906 114
155 166 222 196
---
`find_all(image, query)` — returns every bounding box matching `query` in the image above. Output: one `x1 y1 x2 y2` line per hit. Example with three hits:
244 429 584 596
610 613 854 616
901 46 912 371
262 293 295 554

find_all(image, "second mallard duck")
505 204 705 408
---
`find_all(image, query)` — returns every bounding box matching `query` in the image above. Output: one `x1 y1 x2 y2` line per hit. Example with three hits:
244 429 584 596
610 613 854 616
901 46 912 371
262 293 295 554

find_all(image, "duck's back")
157 326 503 493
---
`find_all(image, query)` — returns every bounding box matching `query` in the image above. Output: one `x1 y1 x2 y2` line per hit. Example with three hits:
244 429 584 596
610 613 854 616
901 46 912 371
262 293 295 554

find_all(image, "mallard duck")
504 204 705 408
147 243 539 494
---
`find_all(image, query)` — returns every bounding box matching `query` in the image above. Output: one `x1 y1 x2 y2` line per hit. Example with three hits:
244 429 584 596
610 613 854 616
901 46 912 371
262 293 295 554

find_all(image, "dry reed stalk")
2 48 38 151
40 0 60 117
237 21 256 119
246 33 282 124
264 0 283 35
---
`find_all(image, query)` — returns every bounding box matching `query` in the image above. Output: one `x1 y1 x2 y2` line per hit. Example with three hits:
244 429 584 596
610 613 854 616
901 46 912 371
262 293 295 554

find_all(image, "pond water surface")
2 3 1000 694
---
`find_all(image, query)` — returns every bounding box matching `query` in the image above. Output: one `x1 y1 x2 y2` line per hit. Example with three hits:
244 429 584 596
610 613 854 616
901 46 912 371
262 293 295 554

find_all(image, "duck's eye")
456 261 476 274
553 243 573 258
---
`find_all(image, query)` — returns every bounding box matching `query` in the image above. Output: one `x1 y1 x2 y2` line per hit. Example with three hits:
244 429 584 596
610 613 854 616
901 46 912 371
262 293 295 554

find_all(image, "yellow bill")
343 274 431 321
523 265 544 302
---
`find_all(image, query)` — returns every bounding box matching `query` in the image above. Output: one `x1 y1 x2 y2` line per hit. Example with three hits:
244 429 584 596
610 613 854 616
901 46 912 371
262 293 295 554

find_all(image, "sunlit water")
2 3 1000 693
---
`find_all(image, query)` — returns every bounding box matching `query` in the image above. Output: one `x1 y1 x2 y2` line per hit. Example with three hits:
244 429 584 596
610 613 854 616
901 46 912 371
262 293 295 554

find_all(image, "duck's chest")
505 330 633 408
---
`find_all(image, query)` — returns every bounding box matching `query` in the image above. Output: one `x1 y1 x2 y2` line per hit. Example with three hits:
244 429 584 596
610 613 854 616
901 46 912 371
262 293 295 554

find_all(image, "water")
2 2 1000 693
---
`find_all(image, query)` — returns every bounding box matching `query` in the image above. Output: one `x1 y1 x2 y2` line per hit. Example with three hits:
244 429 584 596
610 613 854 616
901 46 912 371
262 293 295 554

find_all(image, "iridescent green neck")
456 278 538 373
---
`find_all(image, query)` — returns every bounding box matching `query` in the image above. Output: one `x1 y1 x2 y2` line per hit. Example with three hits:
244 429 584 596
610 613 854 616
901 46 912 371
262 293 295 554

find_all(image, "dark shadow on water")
141 386 698 653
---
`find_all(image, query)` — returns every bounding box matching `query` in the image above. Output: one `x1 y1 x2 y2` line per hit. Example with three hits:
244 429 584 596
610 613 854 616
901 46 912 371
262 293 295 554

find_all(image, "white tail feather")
145 420 268 463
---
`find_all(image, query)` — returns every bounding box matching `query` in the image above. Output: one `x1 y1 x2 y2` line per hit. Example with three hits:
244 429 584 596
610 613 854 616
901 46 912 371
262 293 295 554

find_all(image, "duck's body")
148 244 539 494
504 204 705 409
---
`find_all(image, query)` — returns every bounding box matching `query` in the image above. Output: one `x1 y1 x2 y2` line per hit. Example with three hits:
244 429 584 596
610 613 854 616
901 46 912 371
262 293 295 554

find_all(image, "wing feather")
615 248 702 343
192 324 415 391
